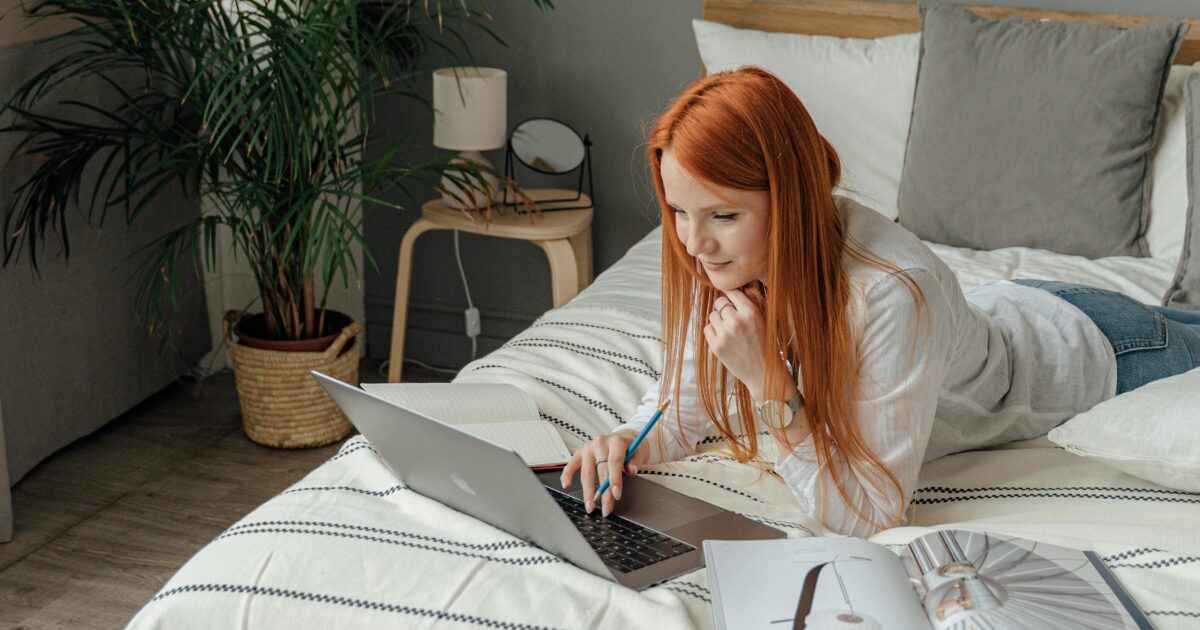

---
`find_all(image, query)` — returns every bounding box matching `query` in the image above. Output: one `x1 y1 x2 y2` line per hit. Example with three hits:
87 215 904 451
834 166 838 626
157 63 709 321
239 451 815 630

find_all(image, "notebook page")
360 383 538 425
457 421 572 467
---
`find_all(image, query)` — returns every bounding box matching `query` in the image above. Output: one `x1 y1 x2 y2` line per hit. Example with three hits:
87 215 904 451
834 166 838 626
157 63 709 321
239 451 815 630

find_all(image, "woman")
560 67 1200 538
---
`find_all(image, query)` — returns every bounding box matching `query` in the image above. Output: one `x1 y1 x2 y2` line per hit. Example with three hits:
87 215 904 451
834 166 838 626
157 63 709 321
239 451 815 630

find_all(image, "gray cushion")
898 2 1186 258
1165 75 1200 309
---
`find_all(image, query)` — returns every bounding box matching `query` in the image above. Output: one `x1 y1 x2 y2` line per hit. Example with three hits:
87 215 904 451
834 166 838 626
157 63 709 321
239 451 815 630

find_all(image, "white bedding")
566 226 1180 317
129 226 1199 629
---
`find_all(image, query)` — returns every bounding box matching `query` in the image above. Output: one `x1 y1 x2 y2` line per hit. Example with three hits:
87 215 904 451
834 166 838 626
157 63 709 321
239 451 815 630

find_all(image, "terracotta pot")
233 310 355 352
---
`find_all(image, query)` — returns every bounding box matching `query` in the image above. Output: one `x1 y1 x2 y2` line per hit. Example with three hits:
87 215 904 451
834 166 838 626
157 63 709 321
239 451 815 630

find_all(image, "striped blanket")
129 229 1200 628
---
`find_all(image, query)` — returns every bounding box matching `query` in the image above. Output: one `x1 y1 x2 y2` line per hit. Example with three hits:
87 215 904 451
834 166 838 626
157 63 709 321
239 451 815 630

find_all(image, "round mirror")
510 118 585 174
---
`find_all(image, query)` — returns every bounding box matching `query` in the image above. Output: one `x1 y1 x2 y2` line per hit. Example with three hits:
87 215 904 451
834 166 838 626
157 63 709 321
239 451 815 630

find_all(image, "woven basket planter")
223 310 360 448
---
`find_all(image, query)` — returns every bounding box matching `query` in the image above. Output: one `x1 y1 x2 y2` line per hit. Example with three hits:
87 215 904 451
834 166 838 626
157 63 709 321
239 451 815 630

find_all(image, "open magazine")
704 529 1151 630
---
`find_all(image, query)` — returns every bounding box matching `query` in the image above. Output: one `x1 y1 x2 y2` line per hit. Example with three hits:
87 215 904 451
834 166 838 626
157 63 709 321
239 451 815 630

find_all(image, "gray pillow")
898 2 1187 258
1165 74 1200 309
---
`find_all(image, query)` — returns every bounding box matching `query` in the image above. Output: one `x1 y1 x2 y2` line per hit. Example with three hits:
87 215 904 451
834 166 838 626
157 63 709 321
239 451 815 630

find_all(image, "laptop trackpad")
615 477 723 531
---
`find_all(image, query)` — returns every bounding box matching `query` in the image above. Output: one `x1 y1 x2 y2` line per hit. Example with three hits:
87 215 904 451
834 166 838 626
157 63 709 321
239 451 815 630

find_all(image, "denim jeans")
1011 279 1200 395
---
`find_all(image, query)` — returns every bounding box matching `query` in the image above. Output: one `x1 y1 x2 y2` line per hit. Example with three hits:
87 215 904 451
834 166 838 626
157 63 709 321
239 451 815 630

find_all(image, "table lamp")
432 67 507 209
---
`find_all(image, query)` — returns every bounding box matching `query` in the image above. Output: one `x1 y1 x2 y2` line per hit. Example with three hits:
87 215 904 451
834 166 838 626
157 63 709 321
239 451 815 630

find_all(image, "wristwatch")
754 391 804 431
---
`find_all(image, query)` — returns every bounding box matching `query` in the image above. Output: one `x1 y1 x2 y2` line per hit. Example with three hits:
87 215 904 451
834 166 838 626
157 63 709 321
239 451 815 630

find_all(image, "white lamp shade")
432 67 507 151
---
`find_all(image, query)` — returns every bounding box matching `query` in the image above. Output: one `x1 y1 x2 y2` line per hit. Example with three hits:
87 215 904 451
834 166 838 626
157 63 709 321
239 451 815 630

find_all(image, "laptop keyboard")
546 487 695 573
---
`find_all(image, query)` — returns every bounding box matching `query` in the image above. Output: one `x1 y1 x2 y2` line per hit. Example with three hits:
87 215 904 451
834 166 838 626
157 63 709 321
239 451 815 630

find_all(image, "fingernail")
602 505 610 517
631 465 638 474
585 500 593 512
613 486 621 500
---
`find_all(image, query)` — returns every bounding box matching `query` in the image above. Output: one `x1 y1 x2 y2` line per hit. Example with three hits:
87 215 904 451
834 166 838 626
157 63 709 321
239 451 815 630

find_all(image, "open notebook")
360 383 572 468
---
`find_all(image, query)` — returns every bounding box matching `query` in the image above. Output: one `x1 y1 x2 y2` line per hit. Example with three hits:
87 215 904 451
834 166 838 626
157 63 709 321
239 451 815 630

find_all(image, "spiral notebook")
360 383 571 468
704 529 1150 630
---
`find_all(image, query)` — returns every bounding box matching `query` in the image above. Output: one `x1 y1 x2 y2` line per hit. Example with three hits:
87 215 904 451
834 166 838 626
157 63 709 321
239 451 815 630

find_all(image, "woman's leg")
1011 279 1198 394
1150 305 1200 364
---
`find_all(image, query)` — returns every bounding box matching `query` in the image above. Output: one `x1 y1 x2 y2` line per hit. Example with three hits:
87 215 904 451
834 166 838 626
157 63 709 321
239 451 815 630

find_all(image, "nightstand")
387 188 594 382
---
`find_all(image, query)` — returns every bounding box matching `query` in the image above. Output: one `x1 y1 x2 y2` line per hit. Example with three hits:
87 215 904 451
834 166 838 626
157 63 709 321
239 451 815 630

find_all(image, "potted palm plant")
0 0 547 447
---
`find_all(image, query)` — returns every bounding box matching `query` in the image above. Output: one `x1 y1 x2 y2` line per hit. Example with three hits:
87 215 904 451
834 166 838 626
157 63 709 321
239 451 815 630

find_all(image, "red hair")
648 67 923 530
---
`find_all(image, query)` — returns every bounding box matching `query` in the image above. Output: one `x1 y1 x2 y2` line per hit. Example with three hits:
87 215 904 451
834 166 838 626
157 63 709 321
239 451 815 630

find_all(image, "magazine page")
704 537 929 630
901 530 1152 630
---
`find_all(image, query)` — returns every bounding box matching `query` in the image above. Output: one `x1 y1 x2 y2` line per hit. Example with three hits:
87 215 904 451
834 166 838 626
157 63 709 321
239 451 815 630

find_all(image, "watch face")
759 400 790 431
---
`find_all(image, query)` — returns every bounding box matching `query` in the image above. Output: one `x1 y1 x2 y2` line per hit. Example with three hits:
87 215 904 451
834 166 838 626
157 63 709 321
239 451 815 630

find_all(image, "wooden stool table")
388 189 593 382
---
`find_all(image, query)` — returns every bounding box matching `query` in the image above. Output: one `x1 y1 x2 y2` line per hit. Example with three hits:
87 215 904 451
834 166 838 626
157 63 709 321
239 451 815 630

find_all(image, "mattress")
129 226 1198 629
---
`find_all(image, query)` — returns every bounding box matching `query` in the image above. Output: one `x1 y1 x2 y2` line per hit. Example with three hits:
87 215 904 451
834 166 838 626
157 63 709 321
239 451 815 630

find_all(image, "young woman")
560 67 1200 538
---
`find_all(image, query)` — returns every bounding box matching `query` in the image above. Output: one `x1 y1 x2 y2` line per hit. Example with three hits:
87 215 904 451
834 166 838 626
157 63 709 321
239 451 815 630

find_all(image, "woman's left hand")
704 289 773 397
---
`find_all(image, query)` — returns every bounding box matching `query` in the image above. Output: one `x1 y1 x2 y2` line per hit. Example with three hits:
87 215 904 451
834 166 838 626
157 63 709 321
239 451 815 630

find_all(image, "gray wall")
364 0 1200 370
364 0 703 368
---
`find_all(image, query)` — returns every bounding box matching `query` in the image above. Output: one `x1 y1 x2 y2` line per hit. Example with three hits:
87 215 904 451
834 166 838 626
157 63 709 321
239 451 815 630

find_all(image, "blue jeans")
1011 280 1200 394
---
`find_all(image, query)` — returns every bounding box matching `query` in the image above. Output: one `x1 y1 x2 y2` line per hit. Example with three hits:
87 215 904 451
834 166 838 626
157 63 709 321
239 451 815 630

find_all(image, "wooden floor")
0 358 452 629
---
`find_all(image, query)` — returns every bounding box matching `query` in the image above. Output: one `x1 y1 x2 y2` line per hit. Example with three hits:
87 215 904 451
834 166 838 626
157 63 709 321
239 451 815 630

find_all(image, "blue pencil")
595 398 671 499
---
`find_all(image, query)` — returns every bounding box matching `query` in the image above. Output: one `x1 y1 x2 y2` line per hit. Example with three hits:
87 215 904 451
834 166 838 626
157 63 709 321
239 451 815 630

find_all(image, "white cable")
403 357 460 375
454 230 479 361
378 358 460 377
375 230 477 381
454 230 474 309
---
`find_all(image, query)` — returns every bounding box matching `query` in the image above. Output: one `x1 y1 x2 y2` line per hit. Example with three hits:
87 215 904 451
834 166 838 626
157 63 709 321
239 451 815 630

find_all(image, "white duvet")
129 227 1199 629
565 227 1179 318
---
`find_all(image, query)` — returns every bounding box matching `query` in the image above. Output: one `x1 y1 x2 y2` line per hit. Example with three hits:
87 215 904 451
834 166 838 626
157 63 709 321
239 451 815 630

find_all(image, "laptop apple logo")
451 474 477 496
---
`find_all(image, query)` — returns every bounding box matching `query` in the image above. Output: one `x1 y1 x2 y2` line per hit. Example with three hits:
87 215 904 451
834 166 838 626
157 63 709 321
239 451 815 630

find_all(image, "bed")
129 2 1200 628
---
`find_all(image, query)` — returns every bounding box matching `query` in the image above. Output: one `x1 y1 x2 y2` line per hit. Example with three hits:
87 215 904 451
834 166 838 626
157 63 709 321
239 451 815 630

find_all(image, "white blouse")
614 197 1117 538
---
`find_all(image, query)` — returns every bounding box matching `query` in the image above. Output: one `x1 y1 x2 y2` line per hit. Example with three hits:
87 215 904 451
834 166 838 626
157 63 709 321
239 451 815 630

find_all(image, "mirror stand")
501 134 594 213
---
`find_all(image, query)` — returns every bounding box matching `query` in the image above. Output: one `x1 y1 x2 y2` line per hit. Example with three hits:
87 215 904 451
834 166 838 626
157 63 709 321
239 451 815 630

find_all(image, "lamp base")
440 150 498 210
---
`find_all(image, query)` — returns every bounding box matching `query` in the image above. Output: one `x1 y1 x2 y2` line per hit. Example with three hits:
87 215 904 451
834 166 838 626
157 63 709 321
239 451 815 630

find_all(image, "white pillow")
693 19 918 220
692 20 1195 263
1144 65 1200 262
1048 367 1200 492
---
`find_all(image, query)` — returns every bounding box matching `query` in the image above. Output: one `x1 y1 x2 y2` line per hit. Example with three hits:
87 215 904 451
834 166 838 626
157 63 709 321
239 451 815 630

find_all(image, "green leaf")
2 0 547 340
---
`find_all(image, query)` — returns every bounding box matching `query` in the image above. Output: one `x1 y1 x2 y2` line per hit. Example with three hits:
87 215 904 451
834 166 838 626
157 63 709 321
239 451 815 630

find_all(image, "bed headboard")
702 0 1200 65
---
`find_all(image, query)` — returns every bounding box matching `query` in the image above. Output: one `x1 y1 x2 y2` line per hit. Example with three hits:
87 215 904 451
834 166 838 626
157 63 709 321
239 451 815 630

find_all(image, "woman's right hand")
560 429 648 517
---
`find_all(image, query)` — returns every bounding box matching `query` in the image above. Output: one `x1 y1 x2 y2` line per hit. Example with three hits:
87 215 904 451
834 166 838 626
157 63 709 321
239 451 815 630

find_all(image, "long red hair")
648 67 922 529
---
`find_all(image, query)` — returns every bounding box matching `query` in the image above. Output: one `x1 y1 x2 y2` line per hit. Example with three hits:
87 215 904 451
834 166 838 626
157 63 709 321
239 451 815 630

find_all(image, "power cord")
378 358 460 378
377 230 480 381
453 229 479 361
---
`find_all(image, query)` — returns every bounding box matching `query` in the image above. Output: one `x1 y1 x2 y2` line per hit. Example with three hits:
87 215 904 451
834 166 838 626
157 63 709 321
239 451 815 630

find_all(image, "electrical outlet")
464 307 481 338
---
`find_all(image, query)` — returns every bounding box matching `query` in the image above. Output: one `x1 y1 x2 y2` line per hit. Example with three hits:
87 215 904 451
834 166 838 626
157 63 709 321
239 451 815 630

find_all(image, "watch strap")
782 391 803 414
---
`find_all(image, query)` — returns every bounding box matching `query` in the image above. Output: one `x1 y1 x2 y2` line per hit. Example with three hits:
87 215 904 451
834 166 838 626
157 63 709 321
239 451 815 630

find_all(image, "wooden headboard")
703 0 1200 65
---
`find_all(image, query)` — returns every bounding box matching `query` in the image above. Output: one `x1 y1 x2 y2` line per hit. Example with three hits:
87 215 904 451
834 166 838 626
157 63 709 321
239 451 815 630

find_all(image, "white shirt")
615 197 1117 538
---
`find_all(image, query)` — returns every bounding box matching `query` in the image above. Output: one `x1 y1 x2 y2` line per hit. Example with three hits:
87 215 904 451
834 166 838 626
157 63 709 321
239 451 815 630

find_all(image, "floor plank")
0 358 451 628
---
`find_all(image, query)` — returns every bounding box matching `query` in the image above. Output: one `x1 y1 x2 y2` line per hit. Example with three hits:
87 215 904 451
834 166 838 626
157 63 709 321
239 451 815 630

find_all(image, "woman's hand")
704 289 776 400
560 430 647 517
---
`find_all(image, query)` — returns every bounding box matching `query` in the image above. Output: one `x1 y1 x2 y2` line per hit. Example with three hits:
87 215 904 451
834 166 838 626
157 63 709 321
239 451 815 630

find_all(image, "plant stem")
303 275 315 338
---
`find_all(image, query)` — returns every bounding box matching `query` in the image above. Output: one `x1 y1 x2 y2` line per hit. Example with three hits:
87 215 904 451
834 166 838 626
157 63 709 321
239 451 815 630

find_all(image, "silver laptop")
312 371 782 590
